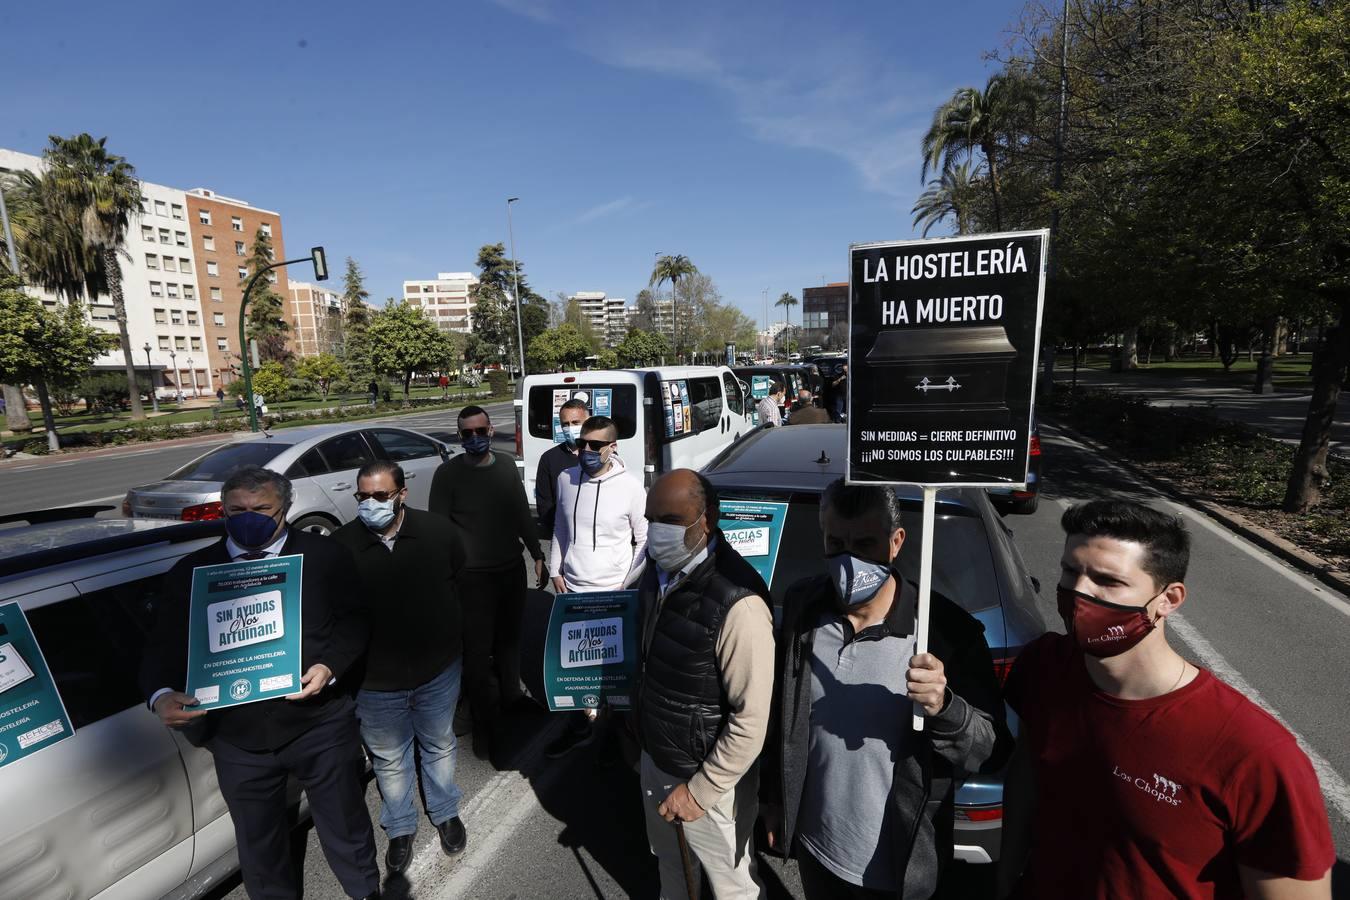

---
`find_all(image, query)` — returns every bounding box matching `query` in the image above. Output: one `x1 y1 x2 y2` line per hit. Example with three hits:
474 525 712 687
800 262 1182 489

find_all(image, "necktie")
240 551 268 560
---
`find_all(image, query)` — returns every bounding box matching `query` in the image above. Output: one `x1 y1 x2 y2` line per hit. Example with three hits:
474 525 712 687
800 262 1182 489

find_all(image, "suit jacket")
139 530 371 752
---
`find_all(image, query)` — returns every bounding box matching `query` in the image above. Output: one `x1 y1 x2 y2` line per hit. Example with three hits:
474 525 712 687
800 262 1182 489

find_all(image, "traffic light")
311 246 328 281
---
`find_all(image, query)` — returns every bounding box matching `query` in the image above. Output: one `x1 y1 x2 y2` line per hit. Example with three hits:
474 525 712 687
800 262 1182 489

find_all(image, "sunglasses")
459 426 490 439
354 490 402 502
579 439 616 451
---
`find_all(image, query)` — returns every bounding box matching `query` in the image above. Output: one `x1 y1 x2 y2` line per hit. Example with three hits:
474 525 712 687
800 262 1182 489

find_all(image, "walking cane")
674 820 699 900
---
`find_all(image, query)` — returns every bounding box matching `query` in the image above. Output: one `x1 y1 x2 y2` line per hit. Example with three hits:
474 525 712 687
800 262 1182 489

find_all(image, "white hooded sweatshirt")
548 455 648 591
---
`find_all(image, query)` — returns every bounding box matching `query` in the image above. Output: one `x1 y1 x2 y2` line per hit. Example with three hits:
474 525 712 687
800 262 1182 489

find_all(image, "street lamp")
142 342 159 412
186 357 198 399
506 198 525 378
168 348 178 403
239 246 327 432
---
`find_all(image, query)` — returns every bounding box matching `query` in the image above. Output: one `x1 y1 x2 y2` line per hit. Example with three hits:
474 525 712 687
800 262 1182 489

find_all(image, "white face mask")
647 520 704 573
358 498 398 531
561 424 583 447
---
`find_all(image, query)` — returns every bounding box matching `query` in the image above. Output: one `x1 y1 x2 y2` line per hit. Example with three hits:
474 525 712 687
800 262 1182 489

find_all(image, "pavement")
200 420 1350 899
1054 364 1350 455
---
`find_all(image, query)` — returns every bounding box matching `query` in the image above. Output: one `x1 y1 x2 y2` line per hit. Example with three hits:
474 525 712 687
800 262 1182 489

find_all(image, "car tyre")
1011 494 1040 515
292 514 338 535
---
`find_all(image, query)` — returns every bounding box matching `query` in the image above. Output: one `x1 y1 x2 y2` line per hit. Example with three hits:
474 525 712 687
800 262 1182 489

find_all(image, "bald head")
647 469 705 527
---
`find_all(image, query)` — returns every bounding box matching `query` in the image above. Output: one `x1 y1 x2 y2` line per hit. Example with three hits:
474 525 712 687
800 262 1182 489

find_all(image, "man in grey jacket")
760 479 1009 898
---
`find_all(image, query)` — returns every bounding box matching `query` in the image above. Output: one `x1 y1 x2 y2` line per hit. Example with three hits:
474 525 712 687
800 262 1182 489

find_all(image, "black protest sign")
847 230 1048 486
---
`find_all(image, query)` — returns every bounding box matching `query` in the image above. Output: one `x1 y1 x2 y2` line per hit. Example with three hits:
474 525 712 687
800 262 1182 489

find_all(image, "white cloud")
489 0 555 23
574 195 637 224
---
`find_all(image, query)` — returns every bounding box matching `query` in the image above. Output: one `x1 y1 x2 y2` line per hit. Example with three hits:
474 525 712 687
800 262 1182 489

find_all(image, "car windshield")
167 442 292 482
719 490 1001 614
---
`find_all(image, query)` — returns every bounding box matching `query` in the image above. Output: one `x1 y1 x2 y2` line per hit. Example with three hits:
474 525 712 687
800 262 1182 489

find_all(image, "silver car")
122 423 459 534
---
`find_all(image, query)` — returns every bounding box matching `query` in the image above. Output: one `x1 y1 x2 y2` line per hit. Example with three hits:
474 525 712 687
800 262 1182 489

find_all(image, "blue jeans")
356 660 464 838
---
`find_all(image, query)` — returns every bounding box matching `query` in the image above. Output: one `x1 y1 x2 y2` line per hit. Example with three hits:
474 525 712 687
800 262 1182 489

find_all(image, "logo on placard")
229 679 252 701
0 744 8 764
581 694 600 708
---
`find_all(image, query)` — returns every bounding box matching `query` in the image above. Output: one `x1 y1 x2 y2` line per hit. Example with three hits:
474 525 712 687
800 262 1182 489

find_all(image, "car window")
317 433 375 472
168 442 292 481
286 447 329 478
25 577 159 728
369 429 439 462
527 384 638 440
687 377 723 433
721 372 744 415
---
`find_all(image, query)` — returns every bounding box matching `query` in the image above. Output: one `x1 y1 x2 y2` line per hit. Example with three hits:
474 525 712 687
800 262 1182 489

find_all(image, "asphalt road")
206 420 1350 899
0 401 517 518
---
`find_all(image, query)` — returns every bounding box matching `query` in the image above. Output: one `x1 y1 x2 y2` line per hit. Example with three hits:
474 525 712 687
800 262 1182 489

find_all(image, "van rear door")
522 380 641 501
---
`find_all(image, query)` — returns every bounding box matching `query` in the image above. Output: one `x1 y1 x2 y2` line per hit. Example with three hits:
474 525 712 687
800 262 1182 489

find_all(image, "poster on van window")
185 555 304 710
718 500 789 589
679 382 692 433
542 590 638 712
750 375 772 399
0 602 75 770
662 380 688 437
550 387 614 443
848 229 1048 486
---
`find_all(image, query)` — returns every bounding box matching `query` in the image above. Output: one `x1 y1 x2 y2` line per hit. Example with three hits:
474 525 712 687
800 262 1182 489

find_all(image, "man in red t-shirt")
997 499 1334 900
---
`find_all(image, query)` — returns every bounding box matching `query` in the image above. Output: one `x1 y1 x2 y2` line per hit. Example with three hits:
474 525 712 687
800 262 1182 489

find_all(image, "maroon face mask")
1056 585 1163 658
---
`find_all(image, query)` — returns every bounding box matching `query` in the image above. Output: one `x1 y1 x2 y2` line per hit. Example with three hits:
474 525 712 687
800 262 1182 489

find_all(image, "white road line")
59 494 127 507
1167 613 1350 827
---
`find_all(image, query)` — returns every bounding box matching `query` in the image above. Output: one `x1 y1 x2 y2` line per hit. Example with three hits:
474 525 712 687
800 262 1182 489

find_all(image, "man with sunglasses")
544 415 648 759
429 405 546 763
333 461 470 877
997 499 1333 899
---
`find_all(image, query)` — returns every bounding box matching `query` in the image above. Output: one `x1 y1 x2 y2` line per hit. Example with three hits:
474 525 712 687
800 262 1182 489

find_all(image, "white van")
516 366 755 501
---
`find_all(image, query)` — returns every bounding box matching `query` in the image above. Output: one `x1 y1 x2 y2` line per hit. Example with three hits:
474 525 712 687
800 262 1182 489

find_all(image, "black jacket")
761 574 1010 898
534 442 580 540
331 507 468 692
139 530 370 752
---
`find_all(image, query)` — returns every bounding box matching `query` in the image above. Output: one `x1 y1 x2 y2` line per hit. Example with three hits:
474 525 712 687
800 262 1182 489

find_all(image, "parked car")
732 363 826 419
122 423 457 534
701 423 1050 864
986 413 1043 515
0 508 249 899
516 366 756 500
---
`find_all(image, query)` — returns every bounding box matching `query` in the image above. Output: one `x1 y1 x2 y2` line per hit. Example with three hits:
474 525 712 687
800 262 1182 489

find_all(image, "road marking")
1167 613 1350 827
58 494 128 507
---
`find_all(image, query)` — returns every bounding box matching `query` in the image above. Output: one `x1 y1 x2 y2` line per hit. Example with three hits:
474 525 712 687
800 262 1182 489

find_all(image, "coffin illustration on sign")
865 325 1016 411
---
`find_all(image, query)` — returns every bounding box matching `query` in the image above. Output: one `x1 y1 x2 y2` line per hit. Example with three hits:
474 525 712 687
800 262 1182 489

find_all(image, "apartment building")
288 280 344 357
402 272 478 333
568 291 631 347
183 188 288 386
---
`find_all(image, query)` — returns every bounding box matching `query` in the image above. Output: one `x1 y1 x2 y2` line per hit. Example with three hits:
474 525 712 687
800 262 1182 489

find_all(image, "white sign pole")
913 485 937 731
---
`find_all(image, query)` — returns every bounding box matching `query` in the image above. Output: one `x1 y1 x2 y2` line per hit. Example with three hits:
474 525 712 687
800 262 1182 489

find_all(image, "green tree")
367 302 449 399
296 352 345 400
471 243 517 366
912 160 980 236
616 328 671 366
341 257 373 381
649 254 698 360
0 276 113 450
562 299 604 352
242 229 290 364
250 360 291 404
630 288 662 333
594 348 619 369
528 324 593 372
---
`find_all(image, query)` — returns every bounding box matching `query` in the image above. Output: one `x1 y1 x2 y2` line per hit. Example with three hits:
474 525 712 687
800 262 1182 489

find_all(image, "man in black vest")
636 469 775 898
140 465 379 900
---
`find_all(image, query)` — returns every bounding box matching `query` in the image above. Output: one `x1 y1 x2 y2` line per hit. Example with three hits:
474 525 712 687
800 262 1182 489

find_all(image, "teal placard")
542 590 638 712
750 375 772 399
0 602 75 770
186 555 305 710
718 499 790 588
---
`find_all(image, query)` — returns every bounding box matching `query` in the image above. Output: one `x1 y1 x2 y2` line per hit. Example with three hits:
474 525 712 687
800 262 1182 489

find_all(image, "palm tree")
920 74 1034 231
47 135 146 418
649 254 697 362
912 160 980 236
775 292 798 355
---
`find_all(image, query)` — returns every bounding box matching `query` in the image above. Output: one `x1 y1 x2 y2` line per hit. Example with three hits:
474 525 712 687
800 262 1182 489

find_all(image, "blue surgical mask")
226 510 282 550
561 424 583 448
580 449 606 476
462 434 491 456
358 498 398 531
826 553 892 608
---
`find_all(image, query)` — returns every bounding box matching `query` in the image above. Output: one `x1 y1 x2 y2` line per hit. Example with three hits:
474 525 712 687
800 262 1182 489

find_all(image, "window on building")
198 208 211 225
179 258 192 274
141 224 154 242
170 310 182 325
207 261 219 277
216 337 229 351
154 200 168 217
235 241 246 256
175 231 187 247
145 253 158 269
237 266 248 280
158 335 170 350
259 222 272 237
153 308 166 324
139 199 151 215
162 257 177 273
213 312 226 326
202 235 214 251
171 203 184 220
231 216 243 232
210 286 222 301
190 337 202 351
183 284 196 300
174 336 187 350
158 228 171 244
150 282 163 298
166 283 179 299
186 311 198 326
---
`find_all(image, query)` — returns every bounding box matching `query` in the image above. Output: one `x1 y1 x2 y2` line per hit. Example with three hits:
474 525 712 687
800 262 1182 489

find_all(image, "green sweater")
429 450 543 571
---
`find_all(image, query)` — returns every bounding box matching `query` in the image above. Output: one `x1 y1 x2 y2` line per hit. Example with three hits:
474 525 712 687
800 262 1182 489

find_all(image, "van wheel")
292 514 338 535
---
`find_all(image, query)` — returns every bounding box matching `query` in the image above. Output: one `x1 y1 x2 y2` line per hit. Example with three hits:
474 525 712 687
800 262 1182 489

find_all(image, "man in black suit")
140 465 380 900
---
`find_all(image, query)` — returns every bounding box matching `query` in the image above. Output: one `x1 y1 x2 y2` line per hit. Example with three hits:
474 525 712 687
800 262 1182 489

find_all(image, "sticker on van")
551 387 614 442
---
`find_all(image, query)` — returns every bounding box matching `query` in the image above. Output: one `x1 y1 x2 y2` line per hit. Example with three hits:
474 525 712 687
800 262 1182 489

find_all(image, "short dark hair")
820 478 902 532
1060 499 1190 588
692 471 719 522
580 415 617 439
560 398 590 415
769 381 784 395
222 464 293 507
357 460 405 489
458 404 490 424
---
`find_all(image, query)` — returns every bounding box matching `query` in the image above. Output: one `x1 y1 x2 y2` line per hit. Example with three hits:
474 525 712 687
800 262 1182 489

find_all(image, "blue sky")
2 0 1030 328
